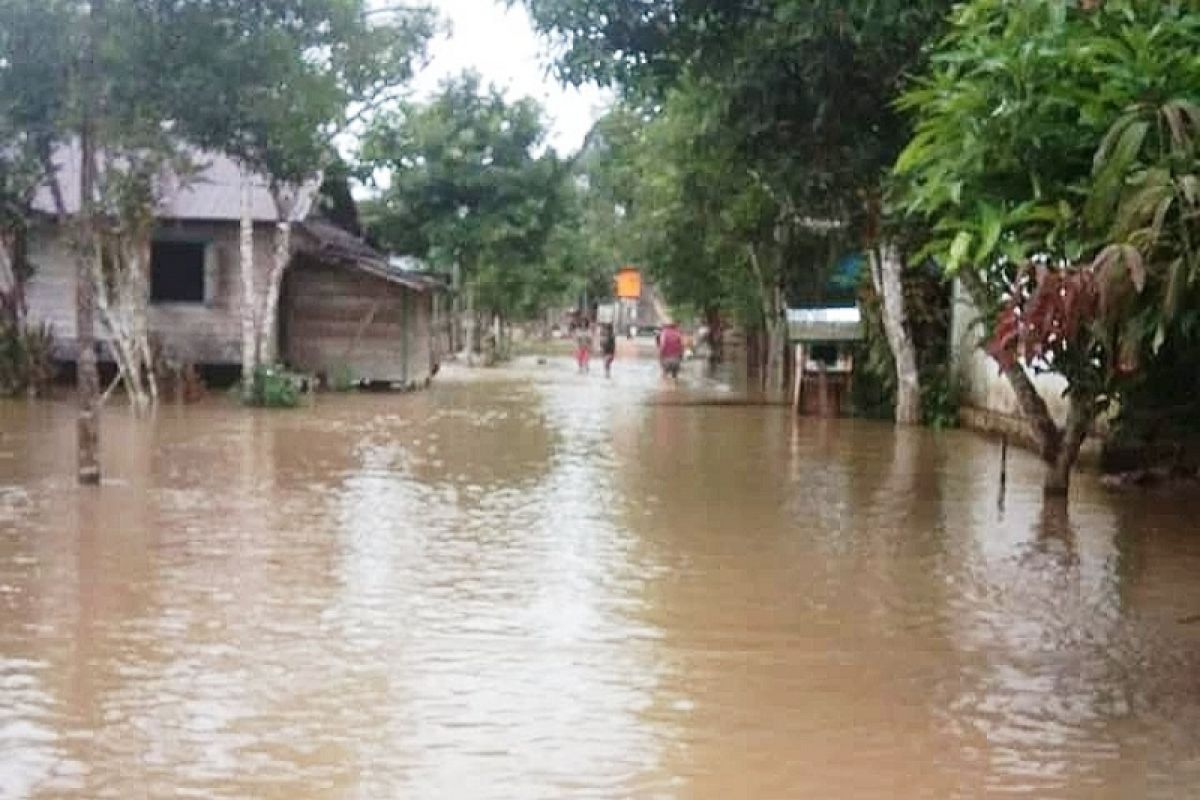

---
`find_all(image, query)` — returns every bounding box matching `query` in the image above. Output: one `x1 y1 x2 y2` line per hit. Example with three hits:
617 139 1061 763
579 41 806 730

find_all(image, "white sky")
410 0 612 154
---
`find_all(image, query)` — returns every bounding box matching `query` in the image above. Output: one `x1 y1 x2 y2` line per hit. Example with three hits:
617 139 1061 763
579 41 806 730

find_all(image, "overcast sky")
410 0 612 154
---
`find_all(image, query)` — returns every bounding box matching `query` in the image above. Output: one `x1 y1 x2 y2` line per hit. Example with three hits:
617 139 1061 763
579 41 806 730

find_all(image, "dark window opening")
151 240 205 303
810 343 840 365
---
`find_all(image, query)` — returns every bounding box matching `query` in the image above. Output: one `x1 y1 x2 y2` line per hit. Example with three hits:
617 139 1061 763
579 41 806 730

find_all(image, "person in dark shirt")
600 323 617 378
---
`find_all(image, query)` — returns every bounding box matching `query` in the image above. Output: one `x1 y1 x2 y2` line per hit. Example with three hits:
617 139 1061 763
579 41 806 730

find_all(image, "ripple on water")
1 369 1200 797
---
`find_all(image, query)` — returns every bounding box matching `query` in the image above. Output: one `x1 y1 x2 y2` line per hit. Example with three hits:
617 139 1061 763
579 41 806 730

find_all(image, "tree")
893 0 1200 493
168 0 435 398
519 0 953 412
2 0 433 476
566 107 646 313
0 0 73 399
625 86 798 393
362 73 572 353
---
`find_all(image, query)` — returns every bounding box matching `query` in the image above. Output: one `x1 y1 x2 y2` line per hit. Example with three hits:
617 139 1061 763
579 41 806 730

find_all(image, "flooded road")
2 353 1200 798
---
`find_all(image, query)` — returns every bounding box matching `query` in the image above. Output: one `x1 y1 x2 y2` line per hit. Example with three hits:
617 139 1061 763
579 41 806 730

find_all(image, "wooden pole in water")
792 343 804 415
999 434 1009 508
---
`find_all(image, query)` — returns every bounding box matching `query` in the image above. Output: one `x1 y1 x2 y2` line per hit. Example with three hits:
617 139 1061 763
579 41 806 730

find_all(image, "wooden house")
25 146 443 387
286 220 446 387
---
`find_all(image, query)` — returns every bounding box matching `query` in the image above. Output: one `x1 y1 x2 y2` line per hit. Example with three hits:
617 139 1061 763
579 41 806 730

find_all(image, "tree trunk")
239 169 258 399
705 306 722 365
1044 394 1094 496
958 269 1063 461
450 260 462 354
93 233 155 413
956 269 1096 494
462 285 477 363
75 0 103 486
131 237 157 406
258 218 290 364
763 303 787 400
747 244 787 400
869 243 921 425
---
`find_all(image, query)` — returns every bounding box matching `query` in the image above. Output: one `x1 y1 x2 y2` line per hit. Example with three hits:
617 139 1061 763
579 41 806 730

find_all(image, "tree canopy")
362 73 573 318
893 0 1200 488
896 0 1200 403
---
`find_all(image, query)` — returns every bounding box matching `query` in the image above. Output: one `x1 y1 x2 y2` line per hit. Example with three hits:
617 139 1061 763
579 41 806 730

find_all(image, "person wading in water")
658 321 684 380
601 323 617 378
575 323 592 374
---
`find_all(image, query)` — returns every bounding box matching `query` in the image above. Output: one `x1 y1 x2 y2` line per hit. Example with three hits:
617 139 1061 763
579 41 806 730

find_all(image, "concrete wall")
950 279 1073 440
283 260 434 385
27 218 278 364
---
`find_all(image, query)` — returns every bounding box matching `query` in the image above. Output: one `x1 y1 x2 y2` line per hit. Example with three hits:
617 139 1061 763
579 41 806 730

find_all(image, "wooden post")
817 365 829 418
999 434 1009 510
844 352 855 416
400 289 410 385
792 343 805 414
76 0 105 486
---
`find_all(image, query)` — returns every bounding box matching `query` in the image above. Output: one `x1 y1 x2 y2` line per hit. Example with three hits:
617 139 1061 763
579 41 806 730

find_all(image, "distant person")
658 321 684 380
575 324 591 374
601 323 617 378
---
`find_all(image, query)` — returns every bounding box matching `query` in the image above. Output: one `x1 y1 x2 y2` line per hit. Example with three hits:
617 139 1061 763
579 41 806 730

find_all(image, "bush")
920 365 960 430
245 364 308 408
328 364 358 392
0 320 56 397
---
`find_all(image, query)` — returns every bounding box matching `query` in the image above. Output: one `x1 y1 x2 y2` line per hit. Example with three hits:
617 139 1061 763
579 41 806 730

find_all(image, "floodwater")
2 350 1200 799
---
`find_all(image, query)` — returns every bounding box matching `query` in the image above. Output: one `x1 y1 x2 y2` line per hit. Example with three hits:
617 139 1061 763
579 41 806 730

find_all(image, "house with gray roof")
27 146 445 387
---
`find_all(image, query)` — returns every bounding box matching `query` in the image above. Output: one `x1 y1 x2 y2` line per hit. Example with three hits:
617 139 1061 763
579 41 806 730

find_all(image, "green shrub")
920 365 960 430
328 364 358 392
0 320 56 397
245 364 307 408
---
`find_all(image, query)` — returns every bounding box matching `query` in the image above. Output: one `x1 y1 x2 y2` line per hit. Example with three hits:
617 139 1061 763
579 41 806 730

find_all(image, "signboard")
614 267 642 300
596 303 616 324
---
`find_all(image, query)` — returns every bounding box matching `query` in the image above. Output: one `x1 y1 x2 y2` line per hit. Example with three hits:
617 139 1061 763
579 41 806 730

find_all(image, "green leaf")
976 203 1002 263
894 130 934 175
1163 256 1186 322
948 230 973 272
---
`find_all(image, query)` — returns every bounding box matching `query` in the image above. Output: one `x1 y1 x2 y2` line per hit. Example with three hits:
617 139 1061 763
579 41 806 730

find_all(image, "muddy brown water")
2 353 1200 799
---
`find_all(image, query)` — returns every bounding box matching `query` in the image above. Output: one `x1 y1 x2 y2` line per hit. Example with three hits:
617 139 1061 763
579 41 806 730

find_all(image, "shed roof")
31 141 317 223
294 219 444 293
787 307 863 342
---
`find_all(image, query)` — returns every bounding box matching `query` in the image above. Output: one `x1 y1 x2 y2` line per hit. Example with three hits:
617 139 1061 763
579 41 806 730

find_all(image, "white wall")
26 219 278 365
950 279 1071 427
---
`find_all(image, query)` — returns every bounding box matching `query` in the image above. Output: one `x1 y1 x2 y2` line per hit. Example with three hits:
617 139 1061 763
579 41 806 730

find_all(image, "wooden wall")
26 219 279 365
283 260 435 385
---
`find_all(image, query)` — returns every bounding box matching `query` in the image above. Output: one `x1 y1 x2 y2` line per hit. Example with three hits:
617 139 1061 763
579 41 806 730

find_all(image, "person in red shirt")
574 323 592 374
658 321 684 379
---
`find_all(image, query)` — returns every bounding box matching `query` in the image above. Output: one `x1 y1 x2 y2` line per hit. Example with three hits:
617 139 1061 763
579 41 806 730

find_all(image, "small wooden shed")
788 306 863 417
284 220 445 387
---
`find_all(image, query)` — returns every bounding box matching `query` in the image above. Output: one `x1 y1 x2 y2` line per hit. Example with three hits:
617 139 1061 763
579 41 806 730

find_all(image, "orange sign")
614 267 642 300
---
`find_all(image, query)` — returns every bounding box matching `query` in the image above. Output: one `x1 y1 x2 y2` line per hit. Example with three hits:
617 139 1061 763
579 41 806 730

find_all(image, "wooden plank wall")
26 220 279 364
284 261 434 385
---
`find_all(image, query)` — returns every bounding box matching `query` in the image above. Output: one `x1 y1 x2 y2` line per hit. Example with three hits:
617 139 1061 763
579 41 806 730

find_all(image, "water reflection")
0 363 1199 798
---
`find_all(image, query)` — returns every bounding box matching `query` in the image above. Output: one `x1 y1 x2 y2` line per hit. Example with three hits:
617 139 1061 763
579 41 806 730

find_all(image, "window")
150 240 206 303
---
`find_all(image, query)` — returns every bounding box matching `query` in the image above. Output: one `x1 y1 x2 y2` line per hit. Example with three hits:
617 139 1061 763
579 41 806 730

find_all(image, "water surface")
2 354 1199 798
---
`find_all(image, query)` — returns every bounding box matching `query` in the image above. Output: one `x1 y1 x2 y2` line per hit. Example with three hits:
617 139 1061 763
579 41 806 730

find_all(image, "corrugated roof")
295 219 444 293
787 306 863 342
31 141 317 223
